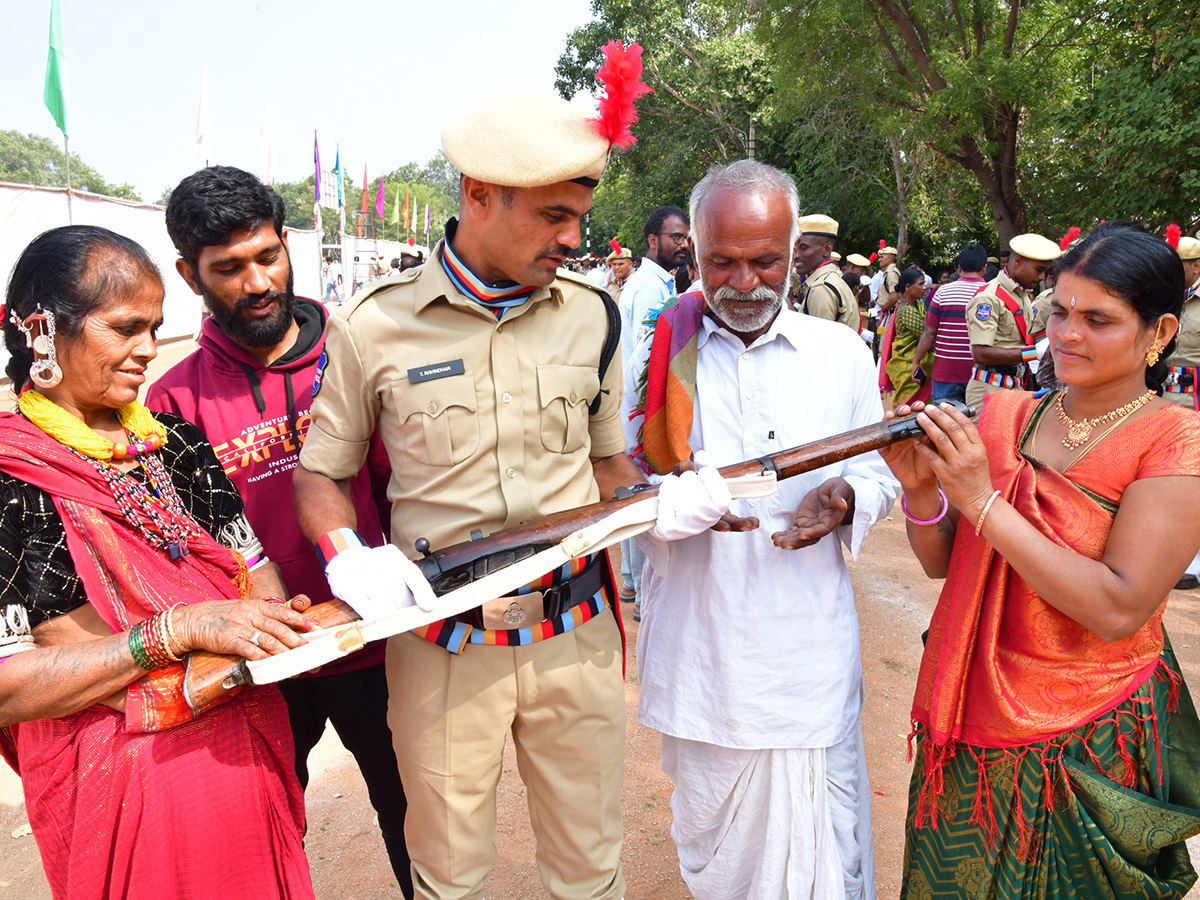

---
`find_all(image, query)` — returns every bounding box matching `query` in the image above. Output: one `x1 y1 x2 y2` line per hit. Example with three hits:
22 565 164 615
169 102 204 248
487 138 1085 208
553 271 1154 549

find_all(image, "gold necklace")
1054 389 1154 450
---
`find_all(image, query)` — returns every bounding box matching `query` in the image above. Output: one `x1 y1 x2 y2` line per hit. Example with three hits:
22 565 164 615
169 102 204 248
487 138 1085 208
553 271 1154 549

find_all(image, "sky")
6 0 600 202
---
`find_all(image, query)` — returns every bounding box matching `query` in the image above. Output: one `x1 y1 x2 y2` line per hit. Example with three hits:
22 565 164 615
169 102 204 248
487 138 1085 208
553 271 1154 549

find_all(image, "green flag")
43 0 68 137
390 187 400 226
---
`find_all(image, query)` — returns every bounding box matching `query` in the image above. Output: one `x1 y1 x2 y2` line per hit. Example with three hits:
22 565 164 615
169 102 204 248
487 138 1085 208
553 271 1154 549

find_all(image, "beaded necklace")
18 391 195 559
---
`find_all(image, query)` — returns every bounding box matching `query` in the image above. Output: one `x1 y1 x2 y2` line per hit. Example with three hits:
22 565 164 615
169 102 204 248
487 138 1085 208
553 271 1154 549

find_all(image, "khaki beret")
987 256 1000 264
1008 233 1061 262
442 93 610 188
831 251 842 261
880 246 898 256
1176 236 1200 261
797 214 839 238
606 246 632 263
845 253 871 267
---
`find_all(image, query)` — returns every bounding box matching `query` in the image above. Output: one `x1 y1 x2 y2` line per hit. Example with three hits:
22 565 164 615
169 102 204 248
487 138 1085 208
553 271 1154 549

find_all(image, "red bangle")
901 488 948 525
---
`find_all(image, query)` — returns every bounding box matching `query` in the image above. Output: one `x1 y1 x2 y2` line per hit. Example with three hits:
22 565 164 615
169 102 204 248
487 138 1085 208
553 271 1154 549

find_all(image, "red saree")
0 414 313 899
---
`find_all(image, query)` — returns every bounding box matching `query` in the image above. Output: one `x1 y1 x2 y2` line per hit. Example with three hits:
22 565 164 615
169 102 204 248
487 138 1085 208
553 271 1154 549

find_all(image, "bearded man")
623 159 898 900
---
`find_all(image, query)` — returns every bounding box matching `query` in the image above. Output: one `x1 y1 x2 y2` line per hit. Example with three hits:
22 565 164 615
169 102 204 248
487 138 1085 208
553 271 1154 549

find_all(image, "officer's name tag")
408 359 465 383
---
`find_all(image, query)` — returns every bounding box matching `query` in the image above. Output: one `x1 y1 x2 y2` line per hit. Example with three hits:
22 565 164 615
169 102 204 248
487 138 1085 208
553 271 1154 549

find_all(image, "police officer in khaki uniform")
605 244 633 304
877 245 901 312
1163 235 1200 410
293 88 731 900
793 214 860 331
965 233 1061 407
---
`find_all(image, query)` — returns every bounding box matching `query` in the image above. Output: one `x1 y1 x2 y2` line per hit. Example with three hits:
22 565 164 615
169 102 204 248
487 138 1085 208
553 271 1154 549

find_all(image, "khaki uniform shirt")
965 270 1033 405
1163 294 1200 408
1031 288 1053 338
967 270 1032 351
299 243 626 555
882 265 901 302
800 262 860 331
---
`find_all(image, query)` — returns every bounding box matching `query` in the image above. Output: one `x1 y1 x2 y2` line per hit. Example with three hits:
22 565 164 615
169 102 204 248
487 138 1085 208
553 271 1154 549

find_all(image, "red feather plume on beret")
878 239 887 251
1165 224 1182 249
590 41 653 151
609 238 622 253
1059 226 1081 251
868 252 878 263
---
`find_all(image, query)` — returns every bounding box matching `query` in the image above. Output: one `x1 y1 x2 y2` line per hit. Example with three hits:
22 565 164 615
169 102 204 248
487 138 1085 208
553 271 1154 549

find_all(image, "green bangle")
128 622 154 670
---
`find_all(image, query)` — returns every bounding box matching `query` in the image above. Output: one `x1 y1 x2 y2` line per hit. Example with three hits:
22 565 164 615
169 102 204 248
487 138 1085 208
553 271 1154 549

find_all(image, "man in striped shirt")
911 244 988 404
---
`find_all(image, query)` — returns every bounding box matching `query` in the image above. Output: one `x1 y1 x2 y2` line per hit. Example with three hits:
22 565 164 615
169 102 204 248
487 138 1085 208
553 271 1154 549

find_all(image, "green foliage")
0 130 141 201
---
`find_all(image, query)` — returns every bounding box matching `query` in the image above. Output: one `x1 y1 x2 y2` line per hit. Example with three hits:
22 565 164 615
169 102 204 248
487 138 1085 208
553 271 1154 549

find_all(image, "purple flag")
375 176 385 220
425 202 430 236
313 131 321 203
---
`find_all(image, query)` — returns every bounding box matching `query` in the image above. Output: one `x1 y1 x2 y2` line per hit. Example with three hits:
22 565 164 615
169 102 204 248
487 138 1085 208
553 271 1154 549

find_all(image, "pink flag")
375 176 385 220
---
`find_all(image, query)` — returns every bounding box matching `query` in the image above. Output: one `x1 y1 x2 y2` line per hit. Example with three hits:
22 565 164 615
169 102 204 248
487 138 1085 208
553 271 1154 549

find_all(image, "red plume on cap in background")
590 41 653 151
1165 224 1182 248
869 252 878 264
1059 226 1081 251
609 238 622 253
878 239 886 251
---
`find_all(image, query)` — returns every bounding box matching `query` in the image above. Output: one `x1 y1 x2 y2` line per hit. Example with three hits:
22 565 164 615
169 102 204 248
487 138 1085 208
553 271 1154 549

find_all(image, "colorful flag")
375 176 385 220
390 187 400 226
335 145 344 207
402 192 410 231
43 0 68 137
425 203 431 237
195 68 210 166
361 164 369 215
313 132 321 204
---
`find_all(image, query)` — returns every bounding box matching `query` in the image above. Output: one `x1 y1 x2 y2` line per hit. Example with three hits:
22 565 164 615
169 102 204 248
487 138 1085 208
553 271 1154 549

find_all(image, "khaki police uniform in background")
800 261 860 331
299 244 628 900
1164 291 1200 409
881 263 901 303
965 269 1033 407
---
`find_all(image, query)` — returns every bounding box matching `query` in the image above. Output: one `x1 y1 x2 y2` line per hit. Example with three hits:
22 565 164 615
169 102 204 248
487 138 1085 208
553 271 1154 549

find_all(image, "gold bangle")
975 490 1002 536
163 603 188 660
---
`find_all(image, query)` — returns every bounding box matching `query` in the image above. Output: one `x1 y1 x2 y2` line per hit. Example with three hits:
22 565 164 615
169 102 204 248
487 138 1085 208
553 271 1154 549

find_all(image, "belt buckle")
1166 371 1180 387
481 591 544 630
542 584 569 621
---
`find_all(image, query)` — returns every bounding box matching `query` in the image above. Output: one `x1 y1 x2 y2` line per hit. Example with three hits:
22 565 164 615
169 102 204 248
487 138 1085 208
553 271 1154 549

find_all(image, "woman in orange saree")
881 223 1200 899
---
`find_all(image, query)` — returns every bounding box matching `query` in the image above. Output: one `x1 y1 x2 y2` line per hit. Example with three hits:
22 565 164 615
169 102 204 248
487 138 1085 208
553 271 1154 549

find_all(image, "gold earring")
1146 345 1161 367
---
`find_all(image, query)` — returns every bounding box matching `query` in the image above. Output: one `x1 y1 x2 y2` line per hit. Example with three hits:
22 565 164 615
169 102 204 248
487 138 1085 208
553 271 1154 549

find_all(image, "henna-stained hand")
772 477 856 550
175 599 317 662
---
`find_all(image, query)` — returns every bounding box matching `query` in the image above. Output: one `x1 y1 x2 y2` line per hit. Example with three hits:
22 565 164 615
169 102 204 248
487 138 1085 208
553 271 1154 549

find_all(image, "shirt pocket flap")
536 365 600 411
394 373 478 421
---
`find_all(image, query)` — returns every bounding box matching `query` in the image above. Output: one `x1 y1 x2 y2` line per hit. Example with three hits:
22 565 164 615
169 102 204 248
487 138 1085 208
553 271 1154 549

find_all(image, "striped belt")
1165 366 1195 393
414 552 609 654
971 366 1021 390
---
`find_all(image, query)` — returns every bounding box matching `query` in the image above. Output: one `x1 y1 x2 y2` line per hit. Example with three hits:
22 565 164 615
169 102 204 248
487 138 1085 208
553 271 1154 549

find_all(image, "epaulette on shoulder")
335 266 423 320
555 268 608 297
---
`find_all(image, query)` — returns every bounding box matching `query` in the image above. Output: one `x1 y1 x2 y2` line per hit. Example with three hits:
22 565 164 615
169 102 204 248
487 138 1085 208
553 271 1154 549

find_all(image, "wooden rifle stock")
413 399 974 592
181 400 972 710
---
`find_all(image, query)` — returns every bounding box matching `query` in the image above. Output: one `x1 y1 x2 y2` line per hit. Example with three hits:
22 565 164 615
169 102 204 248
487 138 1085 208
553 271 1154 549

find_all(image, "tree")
0 130 141 200
1061 0 1200 231
751 0 1096 245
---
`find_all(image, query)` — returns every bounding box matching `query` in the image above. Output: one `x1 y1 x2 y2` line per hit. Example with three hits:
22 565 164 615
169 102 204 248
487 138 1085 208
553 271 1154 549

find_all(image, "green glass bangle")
128 622 154 670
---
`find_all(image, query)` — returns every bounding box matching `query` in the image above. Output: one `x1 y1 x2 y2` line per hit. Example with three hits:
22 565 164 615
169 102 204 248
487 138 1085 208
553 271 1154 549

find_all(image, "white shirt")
868 269 884 302
622 308 899 750
587 265 609 287
619 256 676 360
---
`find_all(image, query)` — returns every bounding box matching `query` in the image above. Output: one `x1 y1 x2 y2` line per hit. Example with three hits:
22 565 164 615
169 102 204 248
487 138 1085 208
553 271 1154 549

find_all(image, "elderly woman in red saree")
880 222 1200 899
0 226 317 899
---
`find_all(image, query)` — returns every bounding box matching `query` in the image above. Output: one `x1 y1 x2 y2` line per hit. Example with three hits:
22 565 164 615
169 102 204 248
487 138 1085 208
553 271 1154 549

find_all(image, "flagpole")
62 134 73 224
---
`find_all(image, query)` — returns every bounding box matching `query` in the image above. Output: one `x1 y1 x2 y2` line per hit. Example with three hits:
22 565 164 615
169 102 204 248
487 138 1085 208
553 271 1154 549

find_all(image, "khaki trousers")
387 611 626 900
964 377 1012 409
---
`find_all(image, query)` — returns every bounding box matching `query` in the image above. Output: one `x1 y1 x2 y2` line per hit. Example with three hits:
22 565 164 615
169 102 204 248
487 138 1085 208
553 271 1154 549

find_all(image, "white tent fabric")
0 182 324 378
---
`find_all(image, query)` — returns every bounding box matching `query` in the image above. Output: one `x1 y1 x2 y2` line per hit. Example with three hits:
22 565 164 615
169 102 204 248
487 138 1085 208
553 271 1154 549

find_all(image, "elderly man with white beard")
622 160 899 900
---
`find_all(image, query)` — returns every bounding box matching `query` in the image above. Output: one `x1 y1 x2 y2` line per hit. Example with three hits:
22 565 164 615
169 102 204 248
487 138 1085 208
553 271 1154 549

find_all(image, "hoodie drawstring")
283 370 300 450
239 362 267 416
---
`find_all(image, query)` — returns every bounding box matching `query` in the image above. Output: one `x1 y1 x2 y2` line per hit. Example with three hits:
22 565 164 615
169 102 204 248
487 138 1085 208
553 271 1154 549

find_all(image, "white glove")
325 544 438 620
648 465 732 541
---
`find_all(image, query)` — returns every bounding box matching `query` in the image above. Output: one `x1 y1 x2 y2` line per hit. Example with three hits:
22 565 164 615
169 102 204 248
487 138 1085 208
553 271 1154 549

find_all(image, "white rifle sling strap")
246 469 778 685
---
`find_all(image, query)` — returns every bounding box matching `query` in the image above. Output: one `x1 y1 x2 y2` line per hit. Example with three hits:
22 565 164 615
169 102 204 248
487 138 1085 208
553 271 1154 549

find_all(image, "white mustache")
712 285 780 304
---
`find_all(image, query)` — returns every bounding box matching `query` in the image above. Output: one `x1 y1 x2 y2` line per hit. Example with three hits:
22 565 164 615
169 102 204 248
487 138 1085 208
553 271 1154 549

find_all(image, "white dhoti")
660 723 874 900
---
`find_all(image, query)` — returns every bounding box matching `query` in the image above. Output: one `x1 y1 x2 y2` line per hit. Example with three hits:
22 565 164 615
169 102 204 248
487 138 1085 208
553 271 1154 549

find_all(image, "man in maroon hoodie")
147 166 412 897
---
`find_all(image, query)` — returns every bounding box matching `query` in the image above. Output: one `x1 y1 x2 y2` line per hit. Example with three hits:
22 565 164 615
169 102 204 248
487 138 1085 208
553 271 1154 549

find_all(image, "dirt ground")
5 527 1200 898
